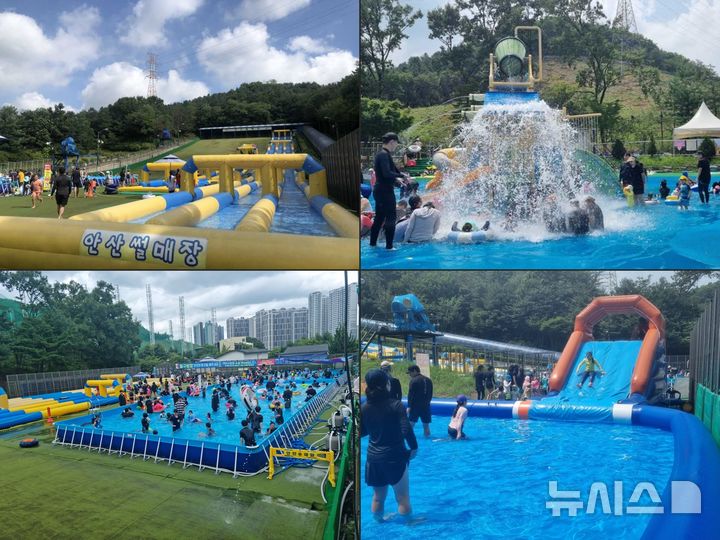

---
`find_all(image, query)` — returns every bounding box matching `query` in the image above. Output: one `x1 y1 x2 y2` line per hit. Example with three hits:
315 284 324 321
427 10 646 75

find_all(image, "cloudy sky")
0 0 358 111
392 0 720 74
0 271 358 338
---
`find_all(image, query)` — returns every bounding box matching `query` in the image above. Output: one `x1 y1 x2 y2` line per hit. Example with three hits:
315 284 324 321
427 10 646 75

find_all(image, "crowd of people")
95 367 341 447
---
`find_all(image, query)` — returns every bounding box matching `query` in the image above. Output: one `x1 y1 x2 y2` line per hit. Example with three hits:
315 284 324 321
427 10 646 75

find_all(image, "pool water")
362 184 720 269
271 180 337 237
73 379 337 447
361 417 675 539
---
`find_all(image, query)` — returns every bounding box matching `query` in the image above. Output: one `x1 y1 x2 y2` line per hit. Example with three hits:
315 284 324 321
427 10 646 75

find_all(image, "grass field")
361 358 477 399
0 193 142 218
0 403 342 540
172 138 271 161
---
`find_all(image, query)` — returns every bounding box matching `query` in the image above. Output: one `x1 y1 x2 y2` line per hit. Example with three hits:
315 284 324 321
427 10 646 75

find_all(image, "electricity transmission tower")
613 0 638 33
146 52 158 98
146 284 155 345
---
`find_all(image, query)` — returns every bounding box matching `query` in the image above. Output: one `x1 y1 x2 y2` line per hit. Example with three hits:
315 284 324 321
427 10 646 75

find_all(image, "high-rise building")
254 307 308 349
327 283 358 338
202 321 223 345
308 291 324 337
321 294 329 335
226 317 251 338
192 322 204 346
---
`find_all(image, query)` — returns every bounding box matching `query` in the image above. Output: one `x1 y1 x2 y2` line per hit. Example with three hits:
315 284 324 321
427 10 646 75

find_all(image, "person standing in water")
407 364 433 437
576 351 606 388
369 132 409 250
696 151 712 204
361 368 418 523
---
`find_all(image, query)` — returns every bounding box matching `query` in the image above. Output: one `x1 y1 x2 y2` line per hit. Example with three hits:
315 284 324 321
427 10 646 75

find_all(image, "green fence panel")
712 392 720 447
696 385 706 421
703 387 715 431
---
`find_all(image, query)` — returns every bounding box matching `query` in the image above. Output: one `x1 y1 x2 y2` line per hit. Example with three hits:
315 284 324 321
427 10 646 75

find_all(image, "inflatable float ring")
446 230 490 244
19 438 39 448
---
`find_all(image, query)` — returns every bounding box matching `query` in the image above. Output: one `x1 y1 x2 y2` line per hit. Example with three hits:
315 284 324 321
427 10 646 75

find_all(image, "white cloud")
0 9 101 90
8 92 76 112
289 36 331 54
198 22 356 85
81 62 209 109
234 0 312 22
630 0 720 74
11 92 53 110
119 0 204 48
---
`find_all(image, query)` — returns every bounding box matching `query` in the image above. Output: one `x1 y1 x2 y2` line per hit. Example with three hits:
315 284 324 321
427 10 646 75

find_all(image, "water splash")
436 98 601 238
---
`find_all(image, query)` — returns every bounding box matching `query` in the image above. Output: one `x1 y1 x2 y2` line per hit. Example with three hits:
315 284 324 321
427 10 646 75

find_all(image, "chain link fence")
6 366 141 397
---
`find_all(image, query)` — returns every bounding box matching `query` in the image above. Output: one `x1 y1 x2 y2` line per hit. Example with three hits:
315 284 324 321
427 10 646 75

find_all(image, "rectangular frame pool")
53 375 347 475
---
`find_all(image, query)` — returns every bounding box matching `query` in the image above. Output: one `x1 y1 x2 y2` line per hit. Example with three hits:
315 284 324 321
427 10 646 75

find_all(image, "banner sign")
80 229 208 268
175 360 257 369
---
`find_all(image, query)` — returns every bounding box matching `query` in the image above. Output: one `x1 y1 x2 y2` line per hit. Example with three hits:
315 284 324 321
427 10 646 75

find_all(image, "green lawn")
172 138 271 161
361 358 477 399
0 403 343 540
0 193 142 218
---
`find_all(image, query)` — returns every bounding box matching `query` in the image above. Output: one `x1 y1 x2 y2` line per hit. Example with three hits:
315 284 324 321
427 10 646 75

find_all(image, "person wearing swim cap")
369 132 409 250
361 368 418 522
447 395 469 440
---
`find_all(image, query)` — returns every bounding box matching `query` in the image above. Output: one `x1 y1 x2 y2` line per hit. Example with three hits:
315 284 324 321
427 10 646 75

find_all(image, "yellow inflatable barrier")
69 183 227 223
100 374 130 382
10 399 59 413
0 216 358 269
147 182 258 227
42 401 90 418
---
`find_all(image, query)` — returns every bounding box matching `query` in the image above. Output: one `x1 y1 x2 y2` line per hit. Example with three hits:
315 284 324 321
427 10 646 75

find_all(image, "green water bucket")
494 37 527 78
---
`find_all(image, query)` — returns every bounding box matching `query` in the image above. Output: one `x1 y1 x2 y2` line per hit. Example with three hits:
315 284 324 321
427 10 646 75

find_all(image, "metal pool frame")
53 376 347 476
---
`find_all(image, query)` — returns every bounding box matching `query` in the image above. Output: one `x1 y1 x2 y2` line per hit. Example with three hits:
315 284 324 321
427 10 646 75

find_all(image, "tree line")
0 71 358 162
361 0 720 143
360 271 720 355
0 272 141 379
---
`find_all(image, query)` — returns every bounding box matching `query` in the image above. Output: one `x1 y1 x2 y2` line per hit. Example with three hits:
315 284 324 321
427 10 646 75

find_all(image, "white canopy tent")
673 102 720 139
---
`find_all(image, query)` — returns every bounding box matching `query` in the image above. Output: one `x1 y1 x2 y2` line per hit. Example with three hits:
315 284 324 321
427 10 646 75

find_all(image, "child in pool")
186 410 202 423
205 422 215 437
447 395 468 440
679 179 691 210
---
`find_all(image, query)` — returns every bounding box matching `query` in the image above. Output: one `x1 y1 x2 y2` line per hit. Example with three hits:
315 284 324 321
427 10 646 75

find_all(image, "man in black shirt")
406 364 433 437
380 361 402 401
282 387 293 409
369 132 408 250
50 166 73 219
71 167 82 198
696 152 711 204
240 420 256 446
474 365 486 400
